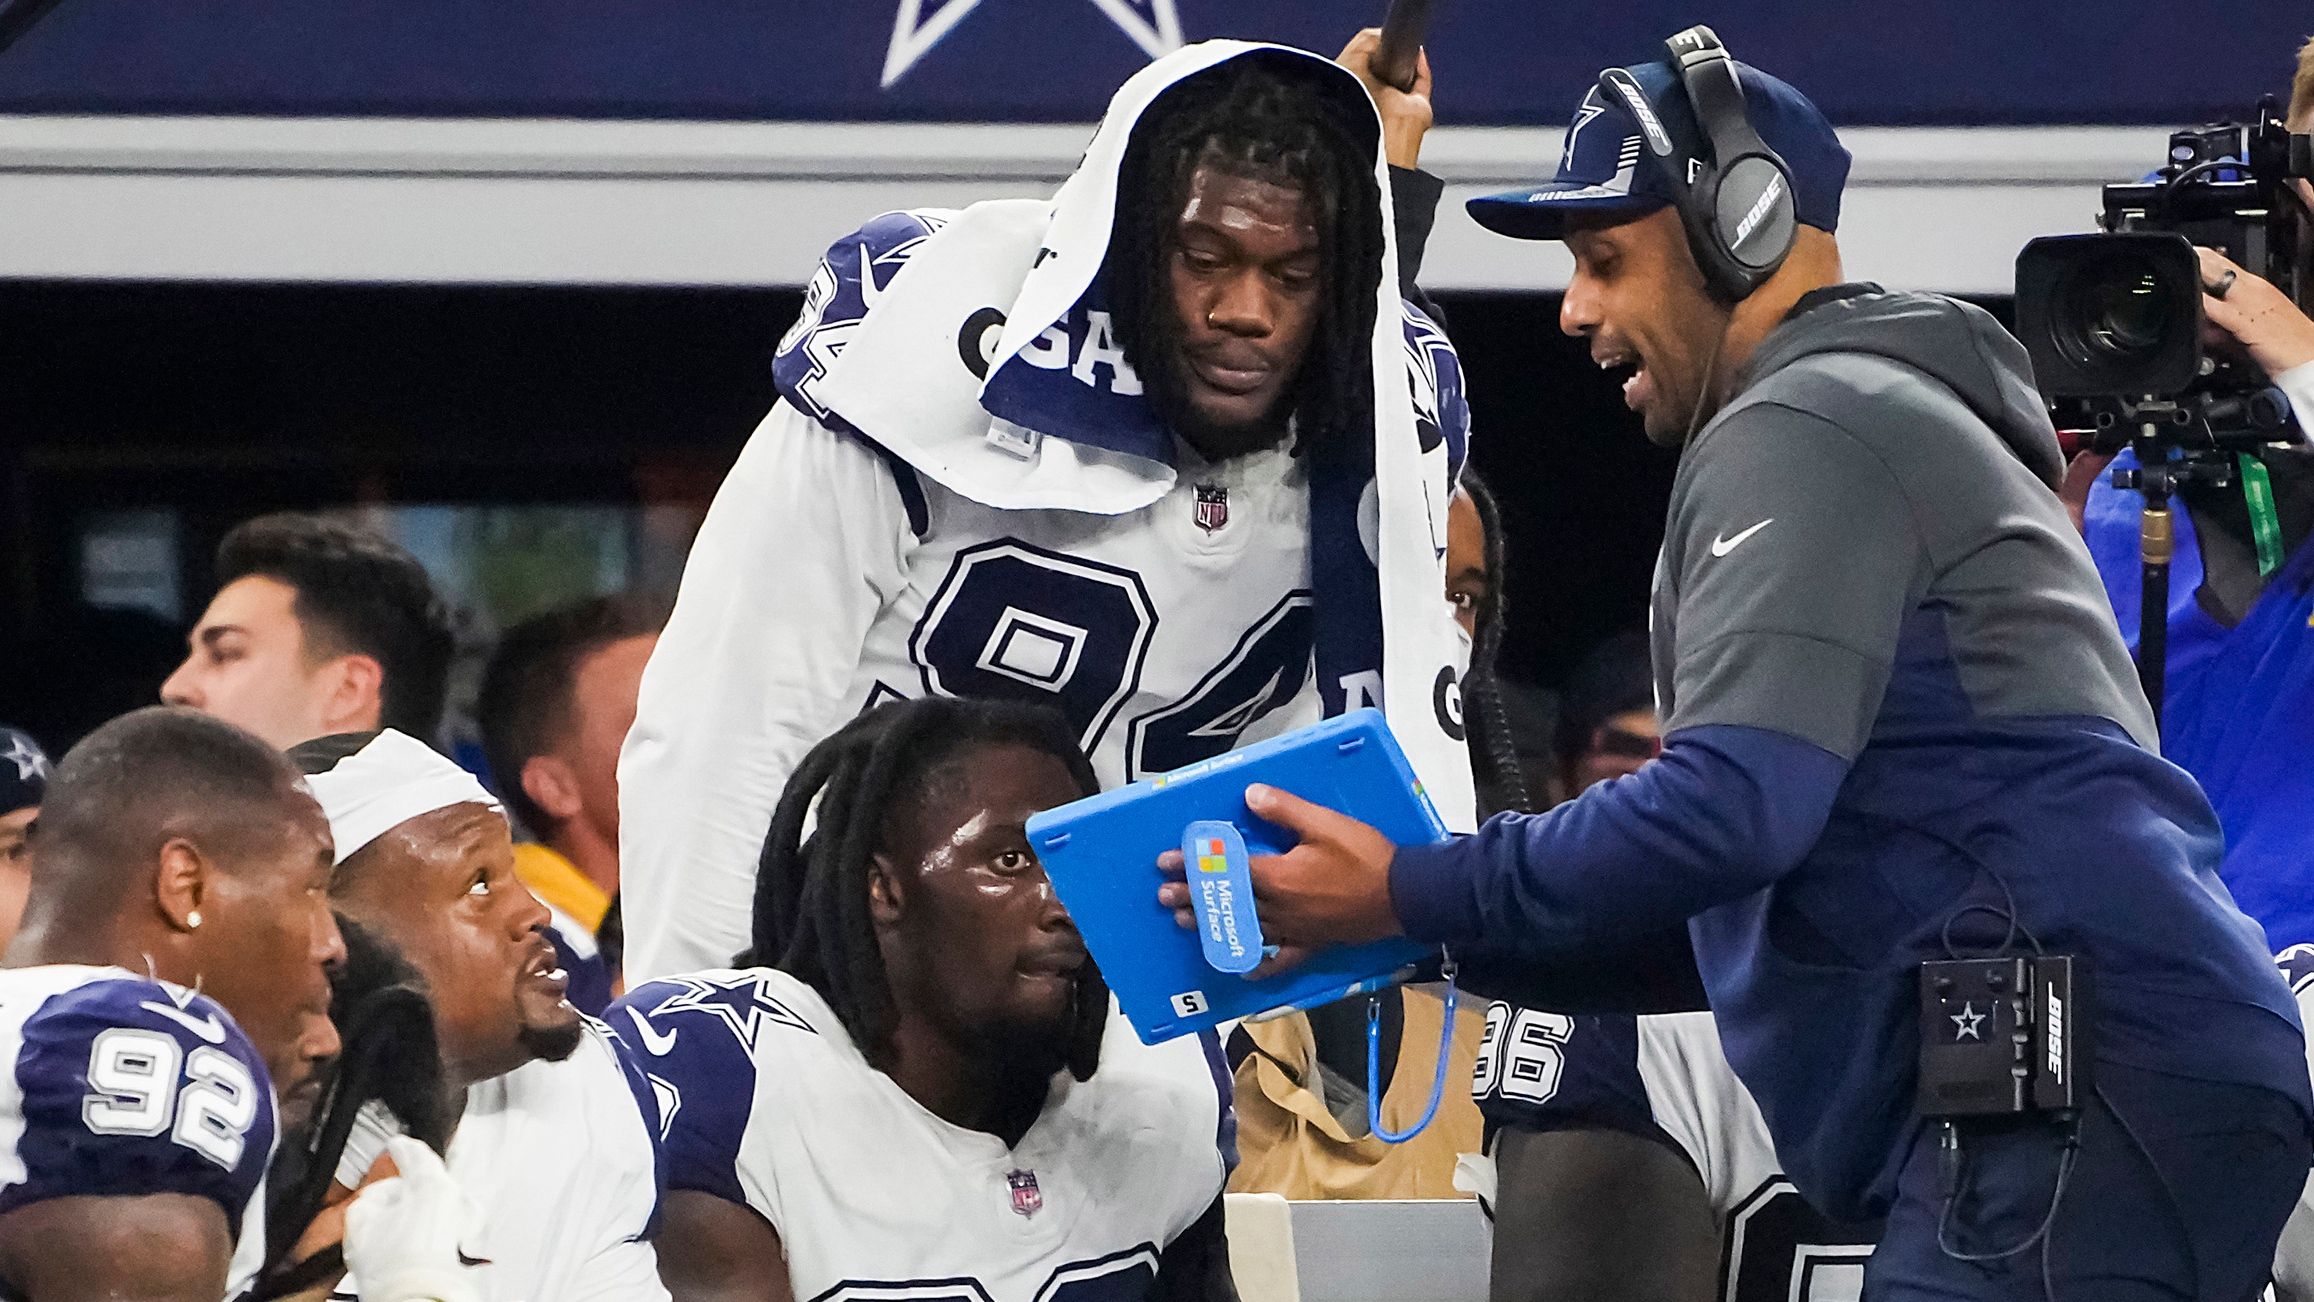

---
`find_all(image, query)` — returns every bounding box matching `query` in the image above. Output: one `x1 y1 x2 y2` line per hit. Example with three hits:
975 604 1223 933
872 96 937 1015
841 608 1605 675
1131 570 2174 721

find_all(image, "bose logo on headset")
1596 25 1799 300
1733 172 1787 248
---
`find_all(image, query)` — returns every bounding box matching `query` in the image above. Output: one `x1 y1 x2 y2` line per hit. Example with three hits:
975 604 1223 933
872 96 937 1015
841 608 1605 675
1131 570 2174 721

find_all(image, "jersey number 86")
1471 1003 1575 1106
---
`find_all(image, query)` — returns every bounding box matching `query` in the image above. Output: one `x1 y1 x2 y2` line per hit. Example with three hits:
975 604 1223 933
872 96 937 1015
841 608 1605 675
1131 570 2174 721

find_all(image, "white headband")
305 729 502 865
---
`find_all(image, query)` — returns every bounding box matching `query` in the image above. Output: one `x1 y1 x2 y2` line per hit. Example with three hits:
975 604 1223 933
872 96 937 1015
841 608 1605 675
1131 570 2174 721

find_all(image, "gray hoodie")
1395 284 2308 1220
1652 283 2153 758
1657 284 2301 1214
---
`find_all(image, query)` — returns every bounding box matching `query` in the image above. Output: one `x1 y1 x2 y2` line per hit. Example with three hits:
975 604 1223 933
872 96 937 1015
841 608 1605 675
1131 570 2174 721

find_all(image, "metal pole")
2131 418 2174 734
2138 501 2171 728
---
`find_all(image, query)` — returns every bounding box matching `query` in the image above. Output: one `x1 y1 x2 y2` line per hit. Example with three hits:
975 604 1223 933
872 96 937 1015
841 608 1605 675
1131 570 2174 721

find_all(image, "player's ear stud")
185 911 202 929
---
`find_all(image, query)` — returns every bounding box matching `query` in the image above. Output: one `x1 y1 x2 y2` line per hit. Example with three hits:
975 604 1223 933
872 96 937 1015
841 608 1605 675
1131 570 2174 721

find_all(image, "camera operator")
1160 29 2314 1300
2070 42 2314 959
2201 38 2314 415
2196 244 2314 415
2063 39 2314 1302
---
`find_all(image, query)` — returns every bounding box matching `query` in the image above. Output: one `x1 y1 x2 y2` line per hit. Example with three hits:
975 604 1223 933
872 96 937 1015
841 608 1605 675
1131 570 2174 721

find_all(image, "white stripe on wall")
0 116 2170 293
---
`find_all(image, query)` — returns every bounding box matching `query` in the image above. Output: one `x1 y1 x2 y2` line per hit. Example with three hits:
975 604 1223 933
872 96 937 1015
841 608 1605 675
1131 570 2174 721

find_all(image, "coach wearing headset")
1162 30 2314 1299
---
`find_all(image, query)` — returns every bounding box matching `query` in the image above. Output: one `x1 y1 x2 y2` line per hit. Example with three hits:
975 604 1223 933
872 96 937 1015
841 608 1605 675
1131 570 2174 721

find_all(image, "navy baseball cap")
0 727 48 815
1470 57 1851 241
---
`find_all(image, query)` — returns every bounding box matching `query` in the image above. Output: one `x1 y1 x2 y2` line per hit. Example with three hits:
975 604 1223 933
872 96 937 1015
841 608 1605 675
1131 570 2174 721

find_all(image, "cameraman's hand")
1336 27 1432 170
2199 247 2314 378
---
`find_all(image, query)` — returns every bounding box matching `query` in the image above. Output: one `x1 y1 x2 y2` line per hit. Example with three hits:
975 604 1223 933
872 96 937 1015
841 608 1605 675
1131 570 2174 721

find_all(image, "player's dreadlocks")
253 914 447 1301
1105 50 1385 457
744 697 1109 1082
1457 471 1536 817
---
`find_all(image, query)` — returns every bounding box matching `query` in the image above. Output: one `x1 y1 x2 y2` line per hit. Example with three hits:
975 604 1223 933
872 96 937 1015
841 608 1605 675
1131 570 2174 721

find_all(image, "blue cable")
1367 957 1458 1144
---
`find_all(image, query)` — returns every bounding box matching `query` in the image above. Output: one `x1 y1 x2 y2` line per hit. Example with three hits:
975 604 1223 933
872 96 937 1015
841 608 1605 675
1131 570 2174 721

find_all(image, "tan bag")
1226 987 1486 1201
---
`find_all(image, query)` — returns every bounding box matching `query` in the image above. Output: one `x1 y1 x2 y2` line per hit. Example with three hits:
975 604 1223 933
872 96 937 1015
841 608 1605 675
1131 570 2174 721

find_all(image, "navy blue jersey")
1475 1006 1879 1302
0 966 274 1239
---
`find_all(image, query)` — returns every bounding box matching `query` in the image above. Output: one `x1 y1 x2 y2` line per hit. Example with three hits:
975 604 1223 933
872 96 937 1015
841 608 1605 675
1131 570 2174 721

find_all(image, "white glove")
344 1136 486 1302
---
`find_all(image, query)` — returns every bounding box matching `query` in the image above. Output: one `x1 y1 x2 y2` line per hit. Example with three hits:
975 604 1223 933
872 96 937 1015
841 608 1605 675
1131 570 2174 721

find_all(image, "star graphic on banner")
2 735 47 783
883 0 1183 88
1949 1001 1986 1042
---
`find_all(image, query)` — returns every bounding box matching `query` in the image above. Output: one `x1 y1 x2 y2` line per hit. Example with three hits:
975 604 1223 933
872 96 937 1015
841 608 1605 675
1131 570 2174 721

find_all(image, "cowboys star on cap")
883 0 1182 87
2 735 47 783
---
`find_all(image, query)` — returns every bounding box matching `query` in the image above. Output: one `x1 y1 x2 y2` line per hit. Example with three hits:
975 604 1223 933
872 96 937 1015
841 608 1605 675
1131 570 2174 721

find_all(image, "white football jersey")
0 965 275 1298
336 1018 666 1302
1470 1008 1879 1301
2266 946 2314 1298
610 968 1228 1301
620 401 1329 982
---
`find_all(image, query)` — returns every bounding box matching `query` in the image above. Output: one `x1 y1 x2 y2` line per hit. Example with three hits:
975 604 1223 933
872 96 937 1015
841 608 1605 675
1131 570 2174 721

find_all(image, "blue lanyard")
1367 955 1458 1144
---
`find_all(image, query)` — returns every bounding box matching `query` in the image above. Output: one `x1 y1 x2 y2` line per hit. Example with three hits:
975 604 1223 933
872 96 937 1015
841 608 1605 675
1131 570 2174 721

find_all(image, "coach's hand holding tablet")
1155 779 1399 979
1160 27 2314 1302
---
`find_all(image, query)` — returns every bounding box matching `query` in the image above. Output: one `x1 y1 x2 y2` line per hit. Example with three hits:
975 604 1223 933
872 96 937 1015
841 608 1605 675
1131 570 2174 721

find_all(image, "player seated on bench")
612 697 1236 1302
287 730 665 1302
0 708 344 1302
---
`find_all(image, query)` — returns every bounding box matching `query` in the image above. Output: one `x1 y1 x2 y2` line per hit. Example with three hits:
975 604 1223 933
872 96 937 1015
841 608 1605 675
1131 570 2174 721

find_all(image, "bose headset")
1596 26 1798 302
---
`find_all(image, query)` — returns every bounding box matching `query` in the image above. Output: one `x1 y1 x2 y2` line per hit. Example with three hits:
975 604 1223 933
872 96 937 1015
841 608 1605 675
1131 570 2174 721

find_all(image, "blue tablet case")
1027 709 1452 1044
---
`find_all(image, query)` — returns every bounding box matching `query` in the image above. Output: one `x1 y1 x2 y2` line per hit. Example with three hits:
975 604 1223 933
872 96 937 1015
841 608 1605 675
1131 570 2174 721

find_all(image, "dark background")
0 281 1708 748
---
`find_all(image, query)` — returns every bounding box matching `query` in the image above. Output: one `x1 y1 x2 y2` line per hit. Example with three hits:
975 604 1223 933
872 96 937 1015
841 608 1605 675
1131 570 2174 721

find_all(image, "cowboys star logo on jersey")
634 970 816 1052
2278 944 2314 996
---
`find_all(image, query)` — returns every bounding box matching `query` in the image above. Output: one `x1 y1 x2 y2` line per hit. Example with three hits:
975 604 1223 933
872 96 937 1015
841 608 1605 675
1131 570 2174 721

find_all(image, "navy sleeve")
1452 928 1710 1017
590 1018 669 1242
1194 1028 1238 1173
3 980 275 1238
604 979 756 1208
1391 724 1847 952
1387 165 1444 306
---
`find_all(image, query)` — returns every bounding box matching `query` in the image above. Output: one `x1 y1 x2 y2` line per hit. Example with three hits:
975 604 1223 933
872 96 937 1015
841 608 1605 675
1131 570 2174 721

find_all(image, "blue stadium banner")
0 0 2298 128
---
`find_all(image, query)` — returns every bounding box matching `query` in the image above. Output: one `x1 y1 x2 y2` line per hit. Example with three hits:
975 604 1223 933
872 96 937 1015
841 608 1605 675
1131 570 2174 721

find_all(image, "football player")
617 34 1470 985
1474 1010 1881 1302
255 909 452 1301
287 729 664 1302
0 707 344 1302
613 697 1233 1302
0 725 51 953
2273 946 2314 1300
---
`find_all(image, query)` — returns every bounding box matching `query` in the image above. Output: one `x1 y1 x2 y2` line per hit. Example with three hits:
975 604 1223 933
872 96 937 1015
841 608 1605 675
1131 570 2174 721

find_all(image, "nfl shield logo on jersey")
1007 1169 1043 1218
1193 485 1228 534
